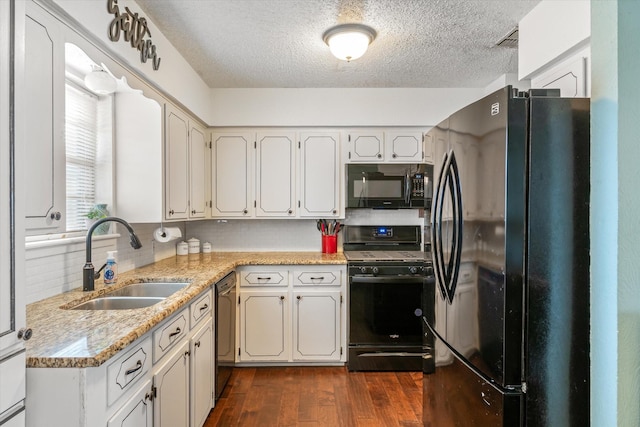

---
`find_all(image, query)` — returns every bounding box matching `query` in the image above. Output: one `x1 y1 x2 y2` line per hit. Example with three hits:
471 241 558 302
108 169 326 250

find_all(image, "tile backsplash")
25 209 423 303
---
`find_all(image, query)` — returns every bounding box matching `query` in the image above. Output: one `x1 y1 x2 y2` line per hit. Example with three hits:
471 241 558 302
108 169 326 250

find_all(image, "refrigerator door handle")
432 151 449 301
446 150 464 303
433 150 464 304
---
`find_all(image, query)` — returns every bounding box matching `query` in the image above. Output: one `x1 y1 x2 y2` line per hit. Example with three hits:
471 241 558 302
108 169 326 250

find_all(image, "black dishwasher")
215 272 236 399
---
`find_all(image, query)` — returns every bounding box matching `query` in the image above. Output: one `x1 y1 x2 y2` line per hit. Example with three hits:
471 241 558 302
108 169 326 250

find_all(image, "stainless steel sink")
106 282 189 298
71 296 166 310
68 281 190 310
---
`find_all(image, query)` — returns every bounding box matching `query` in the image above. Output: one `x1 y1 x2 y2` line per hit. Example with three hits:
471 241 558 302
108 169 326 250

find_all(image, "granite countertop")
26 251 346 369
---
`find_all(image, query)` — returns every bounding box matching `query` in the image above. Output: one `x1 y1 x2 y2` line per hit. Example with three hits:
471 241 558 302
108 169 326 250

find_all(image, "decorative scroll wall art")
107 0 161 70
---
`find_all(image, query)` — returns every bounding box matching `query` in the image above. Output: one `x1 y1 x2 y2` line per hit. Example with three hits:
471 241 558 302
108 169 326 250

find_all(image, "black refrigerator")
422 86 590 426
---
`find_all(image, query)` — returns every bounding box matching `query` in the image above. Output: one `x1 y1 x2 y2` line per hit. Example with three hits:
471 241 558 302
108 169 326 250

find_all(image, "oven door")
348 274 425 370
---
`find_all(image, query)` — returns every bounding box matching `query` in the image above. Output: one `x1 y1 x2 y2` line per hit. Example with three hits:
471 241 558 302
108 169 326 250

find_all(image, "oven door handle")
350 276 426 285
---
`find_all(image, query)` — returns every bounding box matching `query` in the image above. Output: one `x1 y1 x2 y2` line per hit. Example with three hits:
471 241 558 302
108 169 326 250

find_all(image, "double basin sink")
70 282 190 310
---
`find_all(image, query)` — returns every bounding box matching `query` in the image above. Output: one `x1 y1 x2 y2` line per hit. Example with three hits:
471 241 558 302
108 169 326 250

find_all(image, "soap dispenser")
104 251 118 285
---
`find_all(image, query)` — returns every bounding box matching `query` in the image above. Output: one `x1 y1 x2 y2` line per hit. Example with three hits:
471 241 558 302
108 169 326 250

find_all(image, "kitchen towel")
153 226 182 243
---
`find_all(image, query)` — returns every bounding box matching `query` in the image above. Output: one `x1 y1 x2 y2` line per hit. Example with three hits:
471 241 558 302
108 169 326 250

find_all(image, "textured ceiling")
135 0 541 89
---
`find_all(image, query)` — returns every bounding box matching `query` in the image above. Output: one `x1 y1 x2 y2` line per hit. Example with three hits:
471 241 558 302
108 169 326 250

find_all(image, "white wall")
52 0 212 122
518 0 590 80
591 2 640 426
210 88 484 127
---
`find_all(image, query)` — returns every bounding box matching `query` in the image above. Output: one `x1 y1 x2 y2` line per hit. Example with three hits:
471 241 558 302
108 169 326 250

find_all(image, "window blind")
65 83 98 232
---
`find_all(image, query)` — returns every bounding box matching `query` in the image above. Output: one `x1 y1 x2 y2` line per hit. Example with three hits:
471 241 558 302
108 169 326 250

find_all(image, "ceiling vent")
496 27 518 48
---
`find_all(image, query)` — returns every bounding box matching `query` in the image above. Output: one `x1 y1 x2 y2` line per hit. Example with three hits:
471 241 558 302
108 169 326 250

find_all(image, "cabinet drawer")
153 308 188 363
0 350 25 417
190 289 213 329
107 337 152 406
292 268 342 286
240 270 288 287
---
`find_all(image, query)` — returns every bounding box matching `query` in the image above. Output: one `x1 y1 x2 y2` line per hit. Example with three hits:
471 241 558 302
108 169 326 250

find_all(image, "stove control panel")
372 227 393 238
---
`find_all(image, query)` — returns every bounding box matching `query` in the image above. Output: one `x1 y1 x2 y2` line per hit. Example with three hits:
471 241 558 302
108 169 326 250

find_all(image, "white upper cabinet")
348 131 384 162
255 131 296 217
347 129 426 163
165 104 190 220
298 132 341 218
211 129 342 219
24 1 65 234
385 131 424 162
164 103 209 222
188 122 207 219
210 132 254 217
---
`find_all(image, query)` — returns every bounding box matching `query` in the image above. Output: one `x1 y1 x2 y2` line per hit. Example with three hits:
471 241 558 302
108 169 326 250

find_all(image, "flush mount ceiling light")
84 65 117 95
323 23 377 62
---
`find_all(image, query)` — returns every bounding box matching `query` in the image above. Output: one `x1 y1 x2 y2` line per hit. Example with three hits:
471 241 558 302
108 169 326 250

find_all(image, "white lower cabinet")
108 379 153 427
237 265 346 365
154 340 190 427
26 290 215 427
239 290 289 361
190 321 213 427
292 290 341 361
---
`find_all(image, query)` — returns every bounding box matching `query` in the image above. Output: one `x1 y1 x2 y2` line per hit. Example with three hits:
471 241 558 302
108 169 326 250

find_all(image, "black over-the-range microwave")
346 163 433 209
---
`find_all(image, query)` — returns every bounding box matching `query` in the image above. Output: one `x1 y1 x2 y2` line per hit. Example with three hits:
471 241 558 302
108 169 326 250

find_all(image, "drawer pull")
195 341 201 348
309 276 325 280
169 327 182 338
257 277 271 280
199 303 209 311
125 360 142 376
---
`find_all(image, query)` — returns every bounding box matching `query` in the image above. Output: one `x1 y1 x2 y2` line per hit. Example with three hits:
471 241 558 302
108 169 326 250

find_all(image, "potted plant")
85 204 109 234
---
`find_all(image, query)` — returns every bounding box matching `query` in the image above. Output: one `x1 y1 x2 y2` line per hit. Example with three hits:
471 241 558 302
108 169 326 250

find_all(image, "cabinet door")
210 132 254 217
24 1 65 234
1 0 24 354
239 291 289 361
154 341 190 427
107 379 153 427
255 132 296 217
348 131 384 162
299 132 340 218
423 130 434 164
385 131 423 162
292 291 341 361
165 104 189 220
189 122 207 219
191 320 213 427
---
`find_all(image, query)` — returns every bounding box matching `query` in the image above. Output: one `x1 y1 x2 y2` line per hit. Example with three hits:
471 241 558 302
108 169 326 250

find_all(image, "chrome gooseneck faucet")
83 216 143 292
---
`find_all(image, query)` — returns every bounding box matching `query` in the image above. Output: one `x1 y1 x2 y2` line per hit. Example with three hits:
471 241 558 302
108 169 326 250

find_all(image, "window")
65 82 98 232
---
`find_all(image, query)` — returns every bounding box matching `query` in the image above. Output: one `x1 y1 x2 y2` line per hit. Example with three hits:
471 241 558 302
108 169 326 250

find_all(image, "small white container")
176 241 188 256
202 242 212 253
187 238 200 254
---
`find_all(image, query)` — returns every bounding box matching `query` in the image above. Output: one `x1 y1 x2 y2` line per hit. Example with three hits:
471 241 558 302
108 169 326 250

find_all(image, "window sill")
26 233 121 260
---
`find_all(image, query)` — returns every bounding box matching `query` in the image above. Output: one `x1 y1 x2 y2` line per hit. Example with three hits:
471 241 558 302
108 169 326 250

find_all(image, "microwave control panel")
411 173 425 198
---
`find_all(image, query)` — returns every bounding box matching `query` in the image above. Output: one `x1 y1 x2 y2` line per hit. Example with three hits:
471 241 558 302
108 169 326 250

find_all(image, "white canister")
176 241 188 256
202 242 212 253
187 238 200 254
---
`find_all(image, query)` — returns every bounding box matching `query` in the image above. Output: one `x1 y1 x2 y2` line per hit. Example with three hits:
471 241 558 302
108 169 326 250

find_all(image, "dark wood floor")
204 366 423 426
